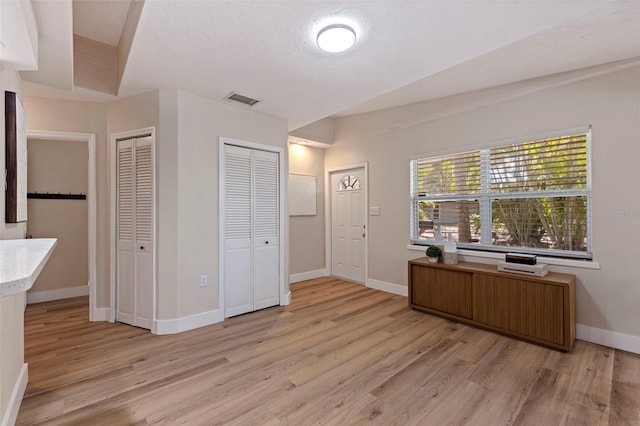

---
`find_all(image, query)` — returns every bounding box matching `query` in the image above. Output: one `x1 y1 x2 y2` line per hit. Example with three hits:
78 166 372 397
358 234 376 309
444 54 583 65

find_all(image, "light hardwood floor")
17 277 640 425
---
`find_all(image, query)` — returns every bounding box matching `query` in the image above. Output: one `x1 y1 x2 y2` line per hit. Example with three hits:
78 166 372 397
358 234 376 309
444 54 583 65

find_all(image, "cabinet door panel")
474 275 564 345
411 266 472 319
473 274 510 329
511 279 563 344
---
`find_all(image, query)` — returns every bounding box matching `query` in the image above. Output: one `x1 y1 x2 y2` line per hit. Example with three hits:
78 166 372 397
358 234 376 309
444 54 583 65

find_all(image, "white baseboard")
281 291 291 306
153 309 222 335
91 307 111 322
289 269 327 284
2 363 28 426
577 324 640 354
366 278 408 297
27 285 89 304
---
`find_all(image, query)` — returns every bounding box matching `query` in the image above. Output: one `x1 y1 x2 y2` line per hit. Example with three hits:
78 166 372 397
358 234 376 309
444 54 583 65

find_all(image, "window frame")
410 128 592 260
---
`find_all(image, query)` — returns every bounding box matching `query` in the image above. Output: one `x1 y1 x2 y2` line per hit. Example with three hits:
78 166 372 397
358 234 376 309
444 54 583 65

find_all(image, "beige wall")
288 144 326 275
23 97 109 306
0 292 25 424
107 90 159 134
290 117 334 145
0 69 27 425
106 89 289 320
157 90 179 318
27 139 88 293
107 90 163 316
173 91 289 318
326 65 640 338
22 89 290 323
22 91 160 307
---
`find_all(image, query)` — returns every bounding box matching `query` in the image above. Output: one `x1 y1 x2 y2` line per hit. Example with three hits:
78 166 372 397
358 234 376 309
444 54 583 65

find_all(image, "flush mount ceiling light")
317 24 356 53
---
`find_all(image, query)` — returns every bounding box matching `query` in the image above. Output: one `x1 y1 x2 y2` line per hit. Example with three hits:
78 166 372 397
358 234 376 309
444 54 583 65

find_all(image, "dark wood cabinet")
410 266 472 319
408 258 576 351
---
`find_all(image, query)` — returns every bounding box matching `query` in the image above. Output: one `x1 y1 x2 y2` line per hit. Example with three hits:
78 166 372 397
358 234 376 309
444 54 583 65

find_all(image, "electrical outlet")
200 274 208 287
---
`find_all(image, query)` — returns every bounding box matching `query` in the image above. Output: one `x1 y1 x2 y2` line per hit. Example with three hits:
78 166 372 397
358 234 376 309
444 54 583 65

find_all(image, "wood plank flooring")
17 277 640 425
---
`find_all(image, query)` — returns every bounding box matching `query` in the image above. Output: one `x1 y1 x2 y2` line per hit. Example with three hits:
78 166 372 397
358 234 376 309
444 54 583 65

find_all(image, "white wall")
288 144 326 276
327 65 640 341
174 91 289 319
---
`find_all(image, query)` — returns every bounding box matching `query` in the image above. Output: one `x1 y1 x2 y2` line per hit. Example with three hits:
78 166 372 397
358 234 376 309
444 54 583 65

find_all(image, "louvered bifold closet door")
253 150 279 310
133 136 153 329
224 145 253 317
116 139 135 325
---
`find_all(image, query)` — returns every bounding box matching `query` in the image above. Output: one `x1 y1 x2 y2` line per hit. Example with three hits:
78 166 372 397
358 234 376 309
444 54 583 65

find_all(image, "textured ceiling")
22 0 640 130
338 1 640 117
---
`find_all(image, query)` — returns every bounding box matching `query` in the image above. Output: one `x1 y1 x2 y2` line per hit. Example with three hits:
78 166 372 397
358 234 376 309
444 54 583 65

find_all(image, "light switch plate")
370 206 381 216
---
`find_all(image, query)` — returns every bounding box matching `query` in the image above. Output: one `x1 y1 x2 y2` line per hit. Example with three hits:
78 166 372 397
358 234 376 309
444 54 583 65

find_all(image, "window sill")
406 245 600 270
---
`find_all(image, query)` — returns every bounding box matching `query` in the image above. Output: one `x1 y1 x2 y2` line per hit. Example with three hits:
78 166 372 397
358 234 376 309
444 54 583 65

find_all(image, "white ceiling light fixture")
317 24 356 53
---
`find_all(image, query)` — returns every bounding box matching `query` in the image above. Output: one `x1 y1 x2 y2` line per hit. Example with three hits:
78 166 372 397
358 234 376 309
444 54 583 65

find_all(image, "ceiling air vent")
224 92 260 106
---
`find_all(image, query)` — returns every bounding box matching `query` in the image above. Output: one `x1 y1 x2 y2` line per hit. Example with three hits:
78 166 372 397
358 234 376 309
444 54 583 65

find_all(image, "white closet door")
223 144 280 318
253 150 279 310
224 145 253 317
134 136 153 329
116 136 154 330
116 139 135 325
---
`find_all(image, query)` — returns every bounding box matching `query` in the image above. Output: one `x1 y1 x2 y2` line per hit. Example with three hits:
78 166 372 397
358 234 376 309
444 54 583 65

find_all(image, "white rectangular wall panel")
288 174 316 216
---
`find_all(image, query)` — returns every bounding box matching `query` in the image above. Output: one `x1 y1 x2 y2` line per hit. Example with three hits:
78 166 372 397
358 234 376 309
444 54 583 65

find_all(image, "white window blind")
410 130 591 259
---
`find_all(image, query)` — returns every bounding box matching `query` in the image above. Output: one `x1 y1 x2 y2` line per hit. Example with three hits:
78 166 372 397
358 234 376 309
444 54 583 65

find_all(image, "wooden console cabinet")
408 258 576 351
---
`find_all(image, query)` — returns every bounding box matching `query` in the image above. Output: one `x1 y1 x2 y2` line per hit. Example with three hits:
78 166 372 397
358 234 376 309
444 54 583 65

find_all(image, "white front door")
331 168 366 283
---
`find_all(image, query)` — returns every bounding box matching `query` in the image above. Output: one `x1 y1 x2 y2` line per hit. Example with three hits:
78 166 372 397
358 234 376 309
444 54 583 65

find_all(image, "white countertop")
0 238 57 297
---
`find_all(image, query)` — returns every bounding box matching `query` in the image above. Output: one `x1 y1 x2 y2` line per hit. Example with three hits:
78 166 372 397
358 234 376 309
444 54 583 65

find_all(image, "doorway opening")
26 131 98 319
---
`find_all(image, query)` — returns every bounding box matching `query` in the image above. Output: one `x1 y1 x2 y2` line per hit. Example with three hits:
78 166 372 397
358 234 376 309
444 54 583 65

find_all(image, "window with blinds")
410 130 591 259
